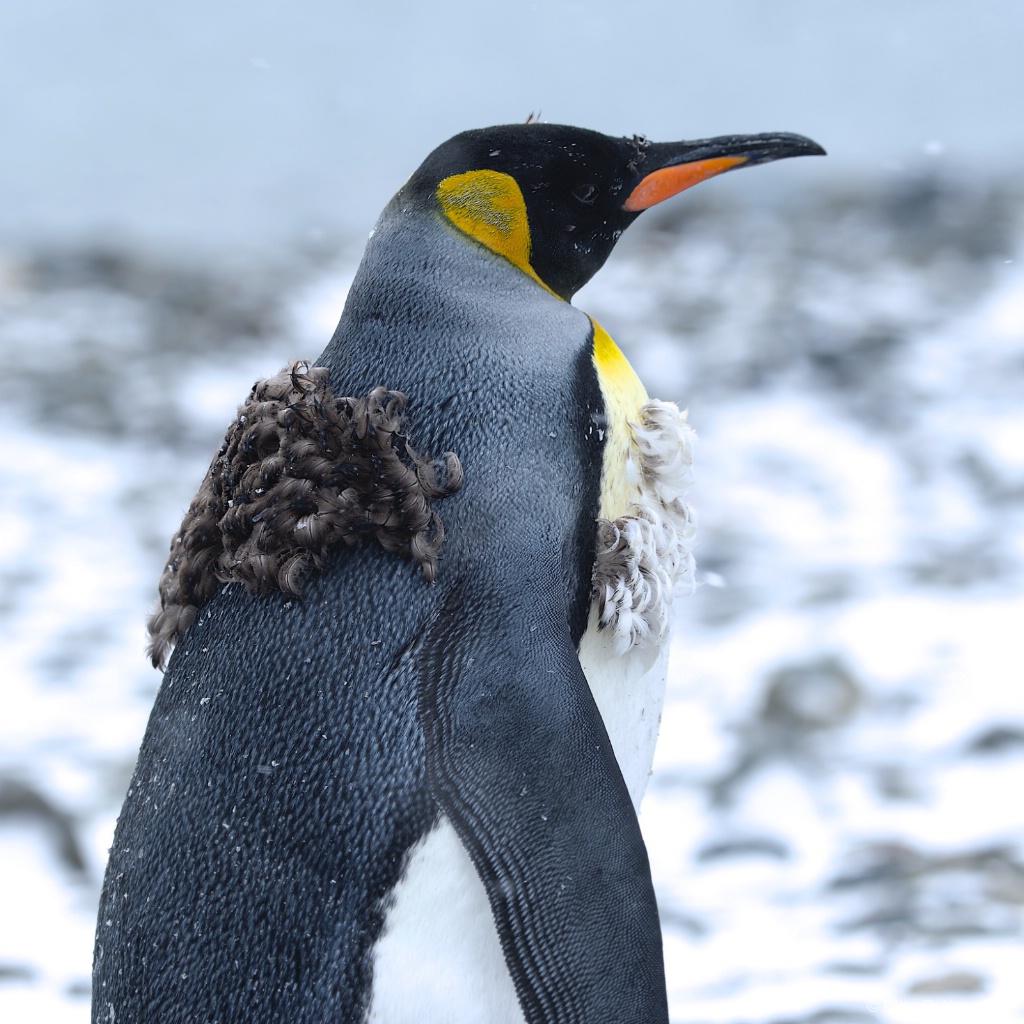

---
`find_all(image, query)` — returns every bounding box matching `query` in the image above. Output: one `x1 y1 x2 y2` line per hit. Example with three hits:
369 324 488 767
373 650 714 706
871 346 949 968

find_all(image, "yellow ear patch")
436 170 554 295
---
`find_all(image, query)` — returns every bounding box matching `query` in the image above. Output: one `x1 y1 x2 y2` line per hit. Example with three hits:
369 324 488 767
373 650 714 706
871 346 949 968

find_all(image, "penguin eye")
571 183 599 205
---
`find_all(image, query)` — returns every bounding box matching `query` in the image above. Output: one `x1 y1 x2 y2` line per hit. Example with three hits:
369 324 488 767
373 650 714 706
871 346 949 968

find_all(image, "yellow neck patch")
591 319 649 520
436 170 556 296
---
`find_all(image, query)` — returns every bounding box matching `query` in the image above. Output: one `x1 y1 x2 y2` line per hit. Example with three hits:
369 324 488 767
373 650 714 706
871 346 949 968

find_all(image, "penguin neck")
326 202 583 371
335 202 651 525
320 200 594 405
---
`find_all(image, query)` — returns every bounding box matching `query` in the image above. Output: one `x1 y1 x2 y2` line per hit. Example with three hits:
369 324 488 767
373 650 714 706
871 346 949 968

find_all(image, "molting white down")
594 398 697 653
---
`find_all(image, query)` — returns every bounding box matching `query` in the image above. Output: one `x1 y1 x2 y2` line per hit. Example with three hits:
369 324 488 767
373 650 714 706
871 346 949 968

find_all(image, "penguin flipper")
418 583 669 1024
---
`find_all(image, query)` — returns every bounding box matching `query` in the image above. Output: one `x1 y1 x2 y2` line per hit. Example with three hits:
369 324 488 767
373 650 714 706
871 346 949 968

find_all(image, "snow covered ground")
2 175 1022 1022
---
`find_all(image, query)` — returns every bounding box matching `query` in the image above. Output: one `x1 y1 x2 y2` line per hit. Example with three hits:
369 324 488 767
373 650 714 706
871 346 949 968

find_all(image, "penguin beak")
623 132 826 212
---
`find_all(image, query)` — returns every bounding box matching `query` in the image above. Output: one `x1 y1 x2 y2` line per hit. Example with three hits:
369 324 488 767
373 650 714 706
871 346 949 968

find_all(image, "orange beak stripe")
622 155 749 212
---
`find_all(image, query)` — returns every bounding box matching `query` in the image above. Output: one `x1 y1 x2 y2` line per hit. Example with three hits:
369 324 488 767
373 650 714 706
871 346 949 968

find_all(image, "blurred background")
2 2 1023 1022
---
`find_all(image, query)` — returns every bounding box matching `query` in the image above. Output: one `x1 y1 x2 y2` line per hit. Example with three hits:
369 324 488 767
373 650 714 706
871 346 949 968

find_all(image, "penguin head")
401 123 825 301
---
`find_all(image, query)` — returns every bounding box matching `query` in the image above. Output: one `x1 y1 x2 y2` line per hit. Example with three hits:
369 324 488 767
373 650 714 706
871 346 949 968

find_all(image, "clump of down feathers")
147 361 463 669
593 399 697 652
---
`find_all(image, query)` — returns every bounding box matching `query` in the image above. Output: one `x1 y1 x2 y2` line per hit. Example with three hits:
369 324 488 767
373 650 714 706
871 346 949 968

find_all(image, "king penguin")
93 122 823 1024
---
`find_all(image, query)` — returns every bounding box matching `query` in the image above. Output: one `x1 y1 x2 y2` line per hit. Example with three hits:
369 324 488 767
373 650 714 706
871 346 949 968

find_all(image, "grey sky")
3 0 1022 252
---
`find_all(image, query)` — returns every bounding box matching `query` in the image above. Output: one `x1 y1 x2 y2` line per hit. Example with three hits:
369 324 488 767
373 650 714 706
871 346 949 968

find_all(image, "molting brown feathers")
147 361 463 668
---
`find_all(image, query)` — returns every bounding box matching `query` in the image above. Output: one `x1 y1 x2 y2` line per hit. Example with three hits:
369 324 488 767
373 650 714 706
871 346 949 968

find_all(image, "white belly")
367 815 525 1024
576 606 669 810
